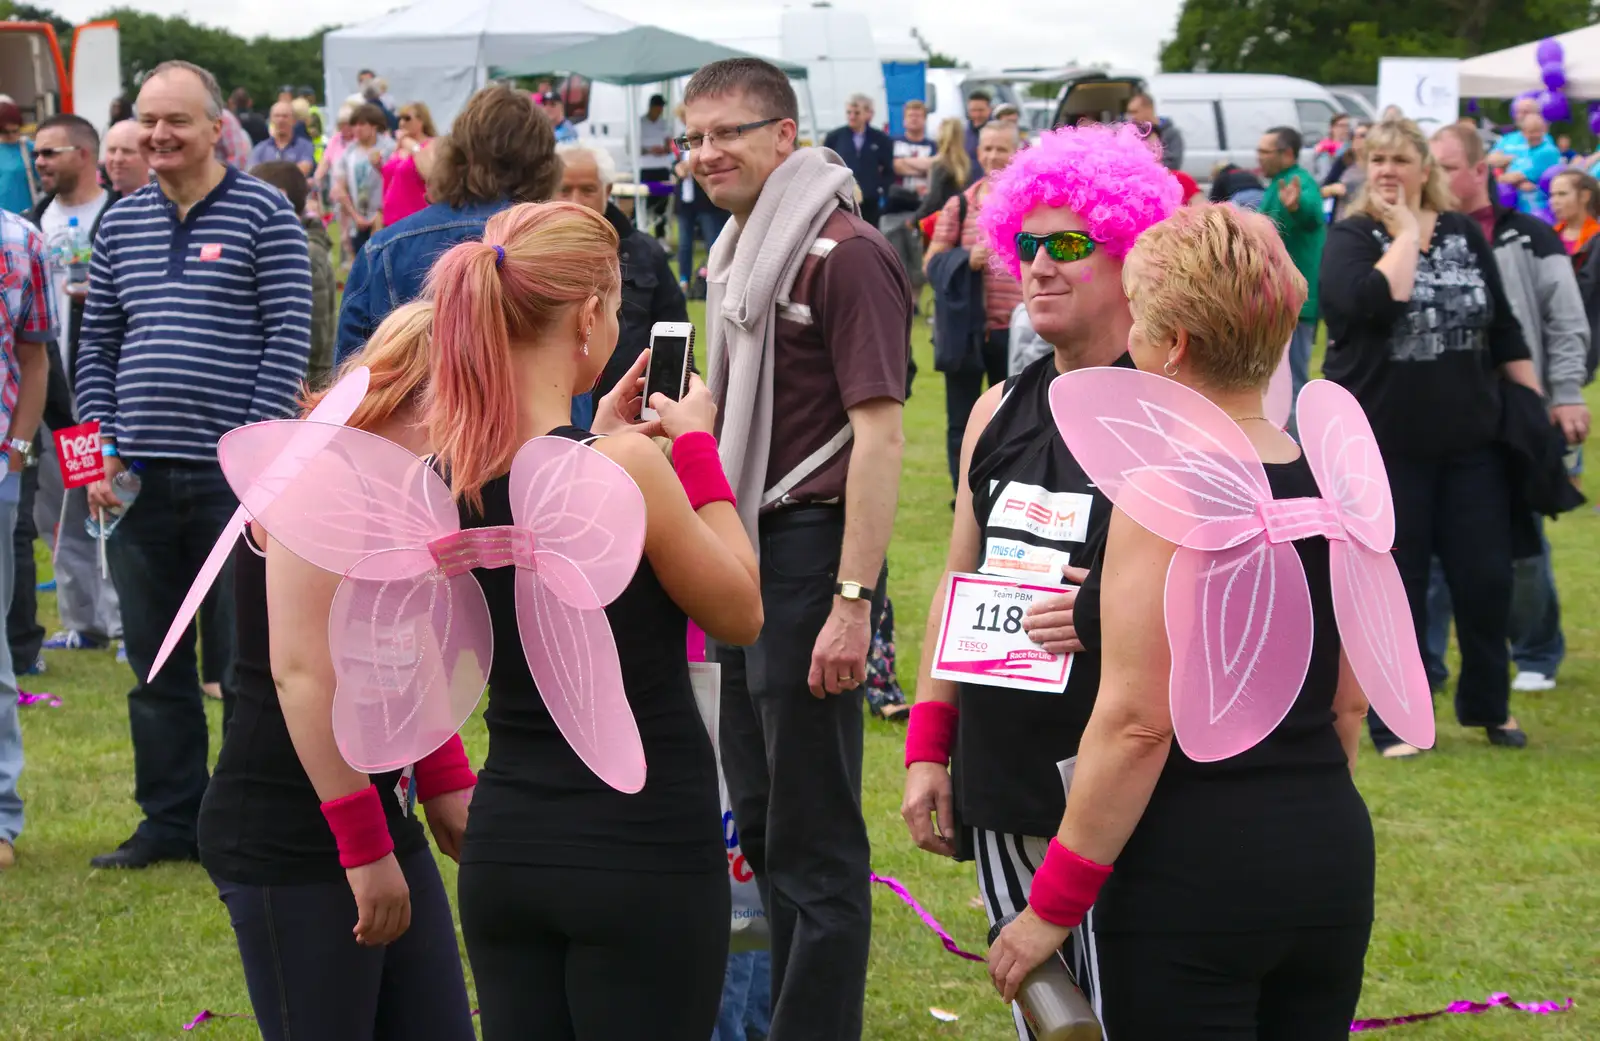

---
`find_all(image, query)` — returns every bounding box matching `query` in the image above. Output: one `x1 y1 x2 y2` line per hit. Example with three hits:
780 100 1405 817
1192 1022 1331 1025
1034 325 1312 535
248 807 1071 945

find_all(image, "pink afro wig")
978 123 1182 280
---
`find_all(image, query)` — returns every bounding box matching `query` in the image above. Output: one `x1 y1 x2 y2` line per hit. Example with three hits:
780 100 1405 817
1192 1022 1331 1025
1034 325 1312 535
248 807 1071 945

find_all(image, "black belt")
758 503 843 531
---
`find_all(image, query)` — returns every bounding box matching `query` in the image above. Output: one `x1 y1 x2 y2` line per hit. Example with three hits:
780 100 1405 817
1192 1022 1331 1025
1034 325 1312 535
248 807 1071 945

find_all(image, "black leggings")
1094 922 1371 1040
212 847 475 1041
459 861 729 1041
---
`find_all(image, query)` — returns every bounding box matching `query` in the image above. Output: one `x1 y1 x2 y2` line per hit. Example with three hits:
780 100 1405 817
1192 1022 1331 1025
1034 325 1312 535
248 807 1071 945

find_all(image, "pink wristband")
1028 838 1112 928
673 431 735 511
905 700 959 768
687 621 707 663
320 785 395 869
414 734 477 801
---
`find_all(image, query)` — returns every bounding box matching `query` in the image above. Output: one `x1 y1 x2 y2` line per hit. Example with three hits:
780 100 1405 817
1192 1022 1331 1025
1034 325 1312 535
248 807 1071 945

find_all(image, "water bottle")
84 467 142 539
988 914 1102 1041
66 216 91 285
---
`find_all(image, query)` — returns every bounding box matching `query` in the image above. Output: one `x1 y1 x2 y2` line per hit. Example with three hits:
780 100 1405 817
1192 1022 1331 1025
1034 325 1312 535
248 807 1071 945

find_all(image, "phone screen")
646 335 690 403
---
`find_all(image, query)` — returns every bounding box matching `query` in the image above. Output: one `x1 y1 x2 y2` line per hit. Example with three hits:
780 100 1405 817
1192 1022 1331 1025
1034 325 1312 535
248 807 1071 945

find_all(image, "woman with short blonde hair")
988 202 1378 1040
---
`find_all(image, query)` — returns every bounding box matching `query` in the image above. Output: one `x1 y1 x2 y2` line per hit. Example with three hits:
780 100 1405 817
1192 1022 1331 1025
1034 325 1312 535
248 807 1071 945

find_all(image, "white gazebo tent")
1459 24 1600 99
322 0 634 130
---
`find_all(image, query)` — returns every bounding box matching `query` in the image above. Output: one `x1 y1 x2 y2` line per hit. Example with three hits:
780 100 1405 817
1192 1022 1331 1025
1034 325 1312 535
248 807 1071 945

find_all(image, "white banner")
1377 58 1462 134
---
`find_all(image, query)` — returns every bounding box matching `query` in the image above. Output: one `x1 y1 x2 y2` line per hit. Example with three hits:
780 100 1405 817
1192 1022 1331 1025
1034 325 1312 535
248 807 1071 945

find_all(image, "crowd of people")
0 49 1590 1041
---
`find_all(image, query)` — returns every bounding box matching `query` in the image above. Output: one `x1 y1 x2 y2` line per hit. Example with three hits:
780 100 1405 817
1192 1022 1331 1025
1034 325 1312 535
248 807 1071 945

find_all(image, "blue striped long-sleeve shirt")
76 167 312 461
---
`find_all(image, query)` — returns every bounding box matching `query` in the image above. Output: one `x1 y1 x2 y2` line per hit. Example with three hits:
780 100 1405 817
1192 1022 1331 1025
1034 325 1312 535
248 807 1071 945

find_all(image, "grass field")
2 301 1596 1039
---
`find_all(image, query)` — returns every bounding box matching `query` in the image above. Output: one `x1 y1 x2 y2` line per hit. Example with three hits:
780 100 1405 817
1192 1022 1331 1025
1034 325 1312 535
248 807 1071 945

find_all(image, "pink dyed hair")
1125 203 1307 391
423 201 620 509
977 123 1182 280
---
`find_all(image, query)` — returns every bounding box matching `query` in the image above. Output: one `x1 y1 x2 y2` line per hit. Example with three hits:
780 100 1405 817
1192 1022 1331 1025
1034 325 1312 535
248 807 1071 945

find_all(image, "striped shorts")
972 828 1104 1041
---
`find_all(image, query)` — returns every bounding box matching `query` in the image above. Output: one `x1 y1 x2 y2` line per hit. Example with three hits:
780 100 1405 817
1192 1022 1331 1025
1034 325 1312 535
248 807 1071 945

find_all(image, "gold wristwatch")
835 580 868 602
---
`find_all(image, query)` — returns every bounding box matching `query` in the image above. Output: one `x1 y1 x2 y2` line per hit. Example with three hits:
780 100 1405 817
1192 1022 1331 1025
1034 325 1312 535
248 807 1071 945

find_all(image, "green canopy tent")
495 25 818 224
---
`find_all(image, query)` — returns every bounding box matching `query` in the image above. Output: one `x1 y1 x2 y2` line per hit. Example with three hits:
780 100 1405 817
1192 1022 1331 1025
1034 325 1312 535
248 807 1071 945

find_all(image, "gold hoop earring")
1164 358 1179 377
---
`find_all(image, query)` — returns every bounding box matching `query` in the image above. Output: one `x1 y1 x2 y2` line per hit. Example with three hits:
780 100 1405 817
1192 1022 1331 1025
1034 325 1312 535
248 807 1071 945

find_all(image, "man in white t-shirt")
638 93 673 238
24 114 122 656
883 100 936 295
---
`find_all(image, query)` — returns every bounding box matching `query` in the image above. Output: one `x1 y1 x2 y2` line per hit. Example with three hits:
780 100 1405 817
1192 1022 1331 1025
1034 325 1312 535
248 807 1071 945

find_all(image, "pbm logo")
1000 499 1078 530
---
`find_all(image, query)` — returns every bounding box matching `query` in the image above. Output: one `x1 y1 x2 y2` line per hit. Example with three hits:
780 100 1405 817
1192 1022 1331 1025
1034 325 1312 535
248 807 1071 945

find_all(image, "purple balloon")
1543 91 1571 123
1536 37 1565 65
1591 104 1600 136
1466 98 1481 115
1535 206 1556 225
1539 165 1561 197
1542 62 1567 91
1498 181 1521 209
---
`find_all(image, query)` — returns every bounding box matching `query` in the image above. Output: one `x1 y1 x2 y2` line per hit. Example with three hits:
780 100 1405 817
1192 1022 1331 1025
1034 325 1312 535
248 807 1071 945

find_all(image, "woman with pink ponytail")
433 201 763 1041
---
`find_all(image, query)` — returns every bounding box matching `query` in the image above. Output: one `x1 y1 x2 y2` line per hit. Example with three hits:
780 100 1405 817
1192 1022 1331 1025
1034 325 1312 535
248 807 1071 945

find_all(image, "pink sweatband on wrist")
905 700 959 768
687 621 707 663
414 734 477 801
320 785 395 869
673 431 735 511
1028 838 1112 928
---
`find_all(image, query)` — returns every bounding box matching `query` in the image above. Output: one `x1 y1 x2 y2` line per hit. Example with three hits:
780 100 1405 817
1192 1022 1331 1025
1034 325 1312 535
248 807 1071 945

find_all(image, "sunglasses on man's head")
34 146 80 158
1015 230 1097 264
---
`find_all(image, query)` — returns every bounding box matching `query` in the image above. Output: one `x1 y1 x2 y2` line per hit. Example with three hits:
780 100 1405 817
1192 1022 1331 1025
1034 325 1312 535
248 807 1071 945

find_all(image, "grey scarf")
705 147 857 546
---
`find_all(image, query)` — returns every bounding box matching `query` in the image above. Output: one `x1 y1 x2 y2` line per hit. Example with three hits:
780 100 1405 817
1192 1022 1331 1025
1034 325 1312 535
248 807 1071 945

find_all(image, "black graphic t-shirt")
1320 211 1529 458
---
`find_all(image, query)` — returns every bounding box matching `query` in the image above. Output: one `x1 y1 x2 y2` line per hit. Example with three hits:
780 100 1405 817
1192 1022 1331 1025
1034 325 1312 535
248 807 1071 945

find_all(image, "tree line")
1160 0 1598 83
4 1 331 112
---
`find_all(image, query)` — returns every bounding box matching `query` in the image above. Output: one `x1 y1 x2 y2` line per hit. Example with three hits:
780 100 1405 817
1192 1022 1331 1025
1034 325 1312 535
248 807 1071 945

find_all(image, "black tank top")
459 428 723 873
1091 458 1375 933
954 353 1130 840
199 536 427 886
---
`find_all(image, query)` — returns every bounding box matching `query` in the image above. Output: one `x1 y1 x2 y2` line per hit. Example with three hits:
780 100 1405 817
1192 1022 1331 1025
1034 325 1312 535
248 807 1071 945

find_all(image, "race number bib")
930 573 1073 693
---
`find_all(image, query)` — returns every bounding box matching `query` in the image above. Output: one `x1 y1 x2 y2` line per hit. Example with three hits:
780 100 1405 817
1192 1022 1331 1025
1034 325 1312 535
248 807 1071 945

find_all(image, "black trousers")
1095 922 1371 1040
1375 447 1513 747
107 460 240 847
213 847 475 1041
715 506 886 1041
459 861 727 1041
944 329 1011 489
7 465 42 669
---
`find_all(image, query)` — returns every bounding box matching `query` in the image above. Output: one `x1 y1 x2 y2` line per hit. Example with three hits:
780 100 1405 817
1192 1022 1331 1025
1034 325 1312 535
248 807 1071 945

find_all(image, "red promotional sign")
54 421 105 489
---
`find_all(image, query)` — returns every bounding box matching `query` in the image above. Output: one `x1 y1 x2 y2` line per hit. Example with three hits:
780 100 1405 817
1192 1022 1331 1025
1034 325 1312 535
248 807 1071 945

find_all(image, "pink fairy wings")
1049 367 1433 760
147 367 373 682
1296 381 1434 749
216 426 650 792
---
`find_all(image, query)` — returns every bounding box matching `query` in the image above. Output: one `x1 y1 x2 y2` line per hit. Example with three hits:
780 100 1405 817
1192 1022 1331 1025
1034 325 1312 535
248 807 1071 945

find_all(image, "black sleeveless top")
458 427 723 873
1091 458 1375 933
953 353 1129 841
199 535 427 886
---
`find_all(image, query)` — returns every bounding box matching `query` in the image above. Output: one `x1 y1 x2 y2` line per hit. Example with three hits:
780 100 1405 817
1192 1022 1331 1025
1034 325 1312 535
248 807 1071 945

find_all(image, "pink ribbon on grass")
1350 992 1575 1031
16 691 60 707
871 871 986 962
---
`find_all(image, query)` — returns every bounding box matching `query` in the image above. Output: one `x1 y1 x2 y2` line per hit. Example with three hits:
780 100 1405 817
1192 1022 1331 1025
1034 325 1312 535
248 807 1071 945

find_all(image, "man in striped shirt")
0 210 57 872
76 60 312 870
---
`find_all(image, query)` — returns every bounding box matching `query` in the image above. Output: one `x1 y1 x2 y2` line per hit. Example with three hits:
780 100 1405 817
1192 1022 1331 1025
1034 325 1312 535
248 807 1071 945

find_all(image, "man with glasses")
683 57 911 1041
23 115 120 664
1257 126 1325 420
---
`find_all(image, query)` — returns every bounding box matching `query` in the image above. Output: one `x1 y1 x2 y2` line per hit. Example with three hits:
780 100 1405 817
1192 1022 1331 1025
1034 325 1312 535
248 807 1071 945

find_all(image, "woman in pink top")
382 102 437 226
924 121 1022 489
314 104 357 223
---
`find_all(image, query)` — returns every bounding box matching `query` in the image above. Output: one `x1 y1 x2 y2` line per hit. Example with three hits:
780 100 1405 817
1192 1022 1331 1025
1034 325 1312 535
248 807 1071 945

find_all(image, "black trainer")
89 836 200 870
1486 725 1529 749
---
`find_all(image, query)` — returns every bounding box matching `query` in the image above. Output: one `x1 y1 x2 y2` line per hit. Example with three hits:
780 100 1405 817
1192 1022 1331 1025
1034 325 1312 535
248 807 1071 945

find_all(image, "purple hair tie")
493 244 505 269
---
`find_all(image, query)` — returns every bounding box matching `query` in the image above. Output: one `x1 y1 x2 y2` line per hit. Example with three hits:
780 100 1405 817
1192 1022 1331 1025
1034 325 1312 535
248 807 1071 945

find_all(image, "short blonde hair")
1124 204 1307 391
1346 117 1453 220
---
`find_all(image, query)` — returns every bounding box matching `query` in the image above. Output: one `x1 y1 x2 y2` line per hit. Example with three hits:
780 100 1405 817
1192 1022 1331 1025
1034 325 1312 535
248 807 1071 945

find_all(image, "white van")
1147 74 1346 185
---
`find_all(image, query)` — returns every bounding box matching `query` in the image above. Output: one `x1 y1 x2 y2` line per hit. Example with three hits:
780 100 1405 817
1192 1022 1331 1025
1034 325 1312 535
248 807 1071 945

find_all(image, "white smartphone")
641 321 696 421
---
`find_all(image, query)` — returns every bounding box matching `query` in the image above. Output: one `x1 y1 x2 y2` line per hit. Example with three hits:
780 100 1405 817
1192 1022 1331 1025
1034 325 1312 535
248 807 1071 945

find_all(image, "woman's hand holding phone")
651 374 717 441
592 349 667 439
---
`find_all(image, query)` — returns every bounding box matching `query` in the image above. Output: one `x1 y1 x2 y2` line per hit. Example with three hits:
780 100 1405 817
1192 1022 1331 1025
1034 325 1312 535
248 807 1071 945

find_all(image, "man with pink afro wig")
978 122 1183 280
902 123 1180 1041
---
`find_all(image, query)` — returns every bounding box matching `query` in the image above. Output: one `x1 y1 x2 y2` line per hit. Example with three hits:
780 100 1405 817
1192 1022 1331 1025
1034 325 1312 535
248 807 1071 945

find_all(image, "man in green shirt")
1257 126 1326 423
